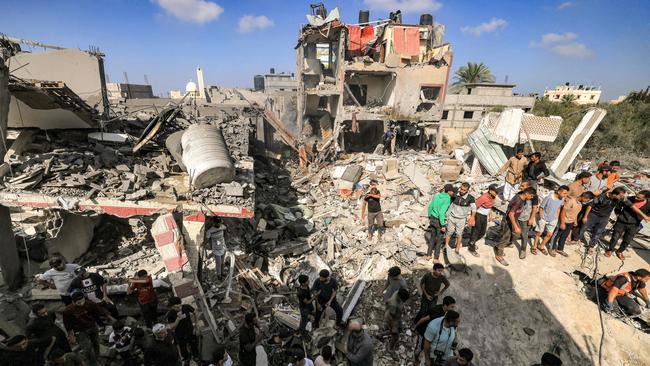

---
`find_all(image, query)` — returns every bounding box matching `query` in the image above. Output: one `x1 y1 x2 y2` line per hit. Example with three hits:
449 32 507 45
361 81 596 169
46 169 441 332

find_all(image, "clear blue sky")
2 0 649 100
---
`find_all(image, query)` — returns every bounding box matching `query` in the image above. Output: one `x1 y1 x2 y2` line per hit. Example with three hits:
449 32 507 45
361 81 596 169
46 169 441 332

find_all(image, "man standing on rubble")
345 320 374 366
166 296 199 365
511 181 538 259
144 324 181 366
69 267 118 320
361 187 384 241
524 152 550 189
382 128 395 155
427 184 455 261
598 269 650 316
607 190 650 259
413 296 456 365
383 266 408 303
418 263 450 314
312 269 344 328
127 269 158 328
550 191 595 257
532 186 569 256
205 217 227 279
239 313 260 366
36 257 80 305
422 310 460 365
467 184 497 257
497 148 528 200
27 303 71 355
568 172 592 199
607 160 622 189
384 288 410 352
586 165 611 195
297 274 314 335
63 290 114 366
495 187 537 265
445 182 476 256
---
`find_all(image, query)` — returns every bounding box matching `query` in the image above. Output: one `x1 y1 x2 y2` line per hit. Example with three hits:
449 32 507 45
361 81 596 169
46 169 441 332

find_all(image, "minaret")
196 66 206 99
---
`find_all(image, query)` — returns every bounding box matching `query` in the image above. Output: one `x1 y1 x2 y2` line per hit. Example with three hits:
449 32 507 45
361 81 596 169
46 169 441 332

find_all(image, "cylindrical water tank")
253 75 265 91
181 124 235 189
420 14 434 25
358 10 369 24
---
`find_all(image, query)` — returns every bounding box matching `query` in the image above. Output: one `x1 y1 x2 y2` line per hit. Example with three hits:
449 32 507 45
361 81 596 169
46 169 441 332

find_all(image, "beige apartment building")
543 82 601 105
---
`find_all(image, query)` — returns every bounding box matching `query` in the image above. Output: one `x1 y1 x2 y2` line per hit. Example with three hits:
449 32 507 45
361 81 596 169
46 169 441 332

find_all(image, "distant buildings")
106 82 154 101
169 66 210 100
442 83 535 144
543 83 601 105
253 68 297 92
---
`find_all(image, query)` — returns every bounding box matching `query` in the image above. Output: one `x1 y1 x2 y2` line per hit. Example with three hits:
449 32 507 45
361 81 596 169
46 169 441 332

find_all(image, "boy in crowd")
533 186 569 255
467 184 498 257
550 191 595 257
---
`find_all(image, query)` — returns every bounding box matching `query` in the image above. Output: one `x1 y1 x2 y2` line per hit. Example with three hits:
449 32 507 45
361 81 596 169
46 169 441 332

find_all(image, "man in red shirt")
127 269 158 328
467 184 498 257
63 290 114 366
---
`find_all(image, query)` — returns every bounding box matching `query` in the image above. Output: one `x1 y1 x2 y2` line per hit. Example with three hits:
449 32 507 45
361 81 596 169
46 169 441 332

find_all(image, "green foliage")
532 98 650 161
452 62 495 86
561 94 577 105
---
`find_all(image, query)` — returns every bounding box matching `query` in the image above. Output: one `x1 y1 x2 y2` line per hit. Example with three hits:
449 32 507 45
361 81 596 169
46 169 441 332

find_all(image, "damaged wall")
0 55 8 158
7 48 105 129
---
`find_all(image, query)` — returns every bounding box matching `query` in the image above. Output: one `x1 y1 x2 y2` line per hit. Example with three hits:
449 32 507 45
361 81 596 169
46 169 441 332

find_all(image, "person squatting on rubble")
63 290 115 366
496 148 528 201
127 269 159 328
413 296 457 365
384 288 410 352
443 348 474 366
312 269 344 328
27 303 71 355
532 185 568 256
548 191 595 257
108 319 136 366
344 320 374 366
297 274 314 334
144 323 181 366
418 263 451 314
524 152 550 189
598 268 650 316
36 257 81 305
239 312 261 366
467 184 497 257
446 182 476 256
205 217 228 279
422 310 460 366
361 187 384 240
69 267 119 321
383 266 408 303
166 296 200 365
427 184 455 261
494 187 537 266
607 190 650 259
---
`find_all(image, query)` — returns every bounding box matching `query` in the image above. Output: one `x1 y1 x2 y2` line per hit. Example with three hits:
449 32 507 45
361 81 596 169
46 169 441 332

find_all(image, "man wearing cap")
144 323 181 366
427 184 455 261
467 185 498 257
36 257 80 305
63 290 114 366
69 267 118 320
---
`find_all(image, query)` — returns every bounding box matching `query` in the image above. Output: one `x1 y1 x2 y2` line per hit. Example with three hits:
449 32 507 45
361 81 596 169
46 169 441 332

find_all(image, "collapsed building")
294 6 452 152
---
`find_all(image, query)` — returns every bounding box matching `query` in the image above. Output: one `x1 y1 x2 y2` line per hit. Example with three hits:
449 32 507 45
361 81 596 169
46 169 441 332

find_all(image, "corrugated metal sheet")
468 125 508 176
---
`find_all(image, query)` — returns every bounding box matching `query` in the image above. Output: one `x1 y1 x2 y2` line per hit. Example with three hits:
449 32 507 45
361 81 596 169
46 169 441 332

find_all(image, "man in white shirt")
205 218 227 278
36 257 80 305
423 311 460 365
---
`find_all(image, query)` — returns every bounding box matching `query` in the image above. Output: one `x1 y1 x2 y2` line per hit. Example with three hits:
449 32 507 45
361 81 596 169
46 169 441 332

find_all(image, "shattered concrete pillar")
0 205 21 289
0 55 9 158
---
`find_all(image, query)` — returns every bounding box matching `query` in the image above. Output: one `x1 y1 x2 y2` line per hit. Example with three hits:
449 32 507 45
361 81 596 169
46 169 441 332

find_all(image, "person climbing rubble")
494 187 537 266
422 310 460 366
418 263 450 314
344 320 373 366
312 269 344 328
532 186 568 256
36 257 81 305
205 217 228 279
598 269 650 316
127 270 158 328
496 148 528 201
413 296 457 365
361 187 384 241
607 190 650 259
383 288 410 352
446 182 476 256
467 184 498 257
427 184 455 261
297 274 314 334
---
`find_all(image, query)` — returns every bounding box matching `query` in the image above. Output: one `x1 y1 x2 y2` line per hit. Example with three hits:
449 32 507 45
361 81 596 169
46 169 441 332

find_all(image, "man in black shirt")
296 274 313 334
26 303 70 354
166 296 199 364
361 187 384 240
578 187 628 249
0 334 53 366
69 267 118 319
412 296 456 365
524 152 550 189
239 313 259 366
599 269 650 316
418 263 451 314
608 190 650 259
312 269 344 328
144 324 181 366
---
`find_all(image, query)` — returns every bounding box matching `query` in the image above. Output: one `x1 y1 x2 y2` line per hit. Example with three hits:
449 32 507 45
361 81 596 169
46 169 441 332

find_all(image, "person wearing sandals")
533 186 568 256
467 184 498 257
494 187 537 266
550 191 595 257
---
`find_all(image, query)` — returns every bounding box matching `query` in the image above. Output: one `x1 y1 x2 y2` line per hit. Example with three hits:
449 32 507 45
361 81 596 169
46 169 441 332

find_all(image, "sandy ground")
412 230 650 365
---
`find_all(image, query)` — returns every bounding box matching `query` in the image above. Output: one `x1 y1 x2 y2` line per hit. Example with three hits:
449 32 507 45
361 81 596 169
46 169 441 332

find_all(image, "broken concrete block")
224 183 244 197
273 307 300 330
115 164 130 172
125 189 148 201
404 163 432 194
383 158 400 180
342 280 366 322
440 159 463 181
340 165 363 184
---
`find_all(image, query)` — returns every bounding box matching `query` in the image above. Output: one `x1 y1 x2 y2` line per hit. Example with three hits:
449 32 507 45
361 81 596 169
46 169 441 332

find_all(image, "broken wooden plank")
341 279 366 322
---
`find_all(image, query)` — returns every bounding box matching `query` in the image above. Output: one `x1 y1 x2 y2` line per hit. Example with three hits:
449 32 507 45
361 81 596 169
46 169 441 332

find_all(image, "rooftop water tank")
181 124 235 189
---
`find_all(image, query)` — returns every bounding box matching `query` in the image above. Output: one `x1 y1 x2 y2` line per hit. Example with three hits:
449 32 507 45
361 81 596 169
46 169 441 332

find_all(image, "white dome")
185 80 197 92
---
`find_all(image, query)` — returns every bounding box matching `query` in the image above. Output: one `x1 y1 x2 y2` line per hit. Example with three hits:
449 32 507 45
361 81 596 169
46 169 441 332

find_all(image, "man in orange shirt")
607 160 621 189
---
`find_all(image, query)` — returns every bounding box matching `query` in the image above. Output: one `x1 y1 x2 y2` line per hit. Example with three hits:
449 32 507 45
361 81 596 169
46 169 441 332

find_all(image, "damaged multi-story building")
294 6 452 152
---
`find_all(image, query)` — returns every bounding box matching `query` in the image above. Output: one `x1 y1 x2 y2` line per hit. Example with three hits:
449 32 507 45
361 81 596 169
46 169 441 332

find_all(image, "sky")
2 0 649 100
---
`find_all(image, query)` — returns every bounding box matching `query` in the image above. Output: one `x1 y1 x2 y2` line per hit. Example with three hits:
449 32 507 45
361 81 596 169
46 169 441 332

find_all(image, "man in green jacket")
427 184 455 261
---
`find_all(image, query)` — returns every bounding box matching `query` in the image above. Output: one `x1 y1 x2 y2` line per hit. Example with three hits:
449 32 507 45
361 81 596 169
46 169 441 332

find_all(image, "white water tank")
181 124 235 188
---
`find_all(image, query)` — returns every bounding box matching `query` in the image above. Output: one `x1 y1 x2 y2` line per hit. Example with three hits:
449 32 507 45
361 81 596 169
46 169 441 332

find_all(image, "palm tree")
561 94 577 105
452 62 495 86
